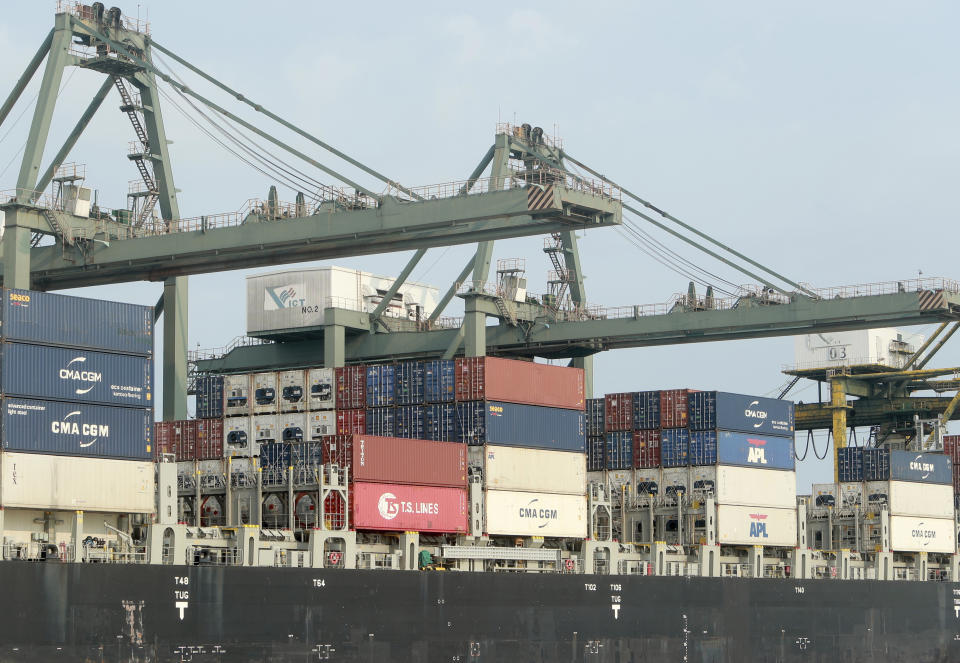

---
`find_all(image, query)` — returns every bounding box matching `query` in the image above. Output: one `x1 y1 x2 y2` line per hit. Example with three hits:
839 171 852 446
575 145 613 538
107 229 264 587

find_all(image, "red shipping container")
945 435 960 465
604 393 635 432
352 481 468 533
633 430 661 468
335 366 367 410
154 421 176 460
336 409 366 435
454 357 584 410
321 435 354 468
351 435 467 487
176 420 198 461
660 389 689 429
196 418 224 460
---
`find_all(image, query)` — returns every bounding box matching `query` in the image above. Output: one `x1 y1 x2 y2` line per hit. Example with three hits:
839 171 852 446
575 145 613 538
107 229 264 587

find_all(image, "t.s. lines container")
352 482 467 533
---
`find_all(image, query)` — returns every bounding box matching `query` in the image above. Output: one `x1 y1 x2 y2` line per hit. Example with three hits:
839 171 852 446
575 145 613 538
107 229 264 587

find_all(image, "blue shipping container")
365 407 395 437
290 440 322 469
605 432 633 470
587 435 605 471
689 391 794 436
395 405 425 439
424 403 456 441
0 289 153 355
455 401 585 451
838 447 864 482
366 365 395 407
863 448 890 482
714 430 795 470
0 342 152 408
661 429 689 467
633 391 661 430
260 441 291 469
423 360 455 403
688 430 718 466
889 450 952 485
394 361 425 406
195 375 224 419
586 398 605 437
1 397 151 459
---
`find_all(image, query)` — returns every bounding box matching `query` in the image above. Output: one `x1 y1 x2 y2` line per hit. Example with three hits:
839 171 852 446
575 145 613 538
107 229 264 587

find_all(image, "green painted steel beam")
369 248 426 325
0 28 53 129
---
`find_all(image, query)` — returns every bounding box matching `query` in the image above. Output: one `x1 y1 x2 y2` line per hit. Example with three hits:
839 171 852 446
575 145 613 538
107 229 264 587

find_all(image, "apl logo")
744 400 768 428
377 492 399 520
50 410 109 448
59 356 102 395
749 513 769 538
746 437 768 465
263 284 307 311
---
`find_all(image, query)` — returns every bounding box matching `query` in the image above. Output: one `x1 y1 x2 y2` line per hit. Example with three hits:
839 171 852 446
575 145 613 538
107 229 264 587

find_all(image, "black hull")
0 561 957 662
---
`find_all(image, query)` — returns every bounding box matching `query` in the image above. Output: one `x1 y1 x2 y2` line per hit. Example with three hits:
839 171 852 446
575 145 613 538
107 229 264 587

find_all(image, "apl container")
423 359 455 403
688 391 794 436
352 482 468 533
482 445 586 494
713 431 795 470
366 364 395 408
587 436 605 472
605 432 633 470
586 398 605 437
394 361 424 406
659 389 689 429
395 405 425 439
278 370 306 412
1 397 151 459
633 430 661 468
603 393 634 432
484 490 587 538
350 435 467 487
633 391 661 430
196 418 223 460
454 357 584 410
365 407 395 437
336 409 366 436
307 368 336 410
424 403 455 441
716 505 797 547
454 401 585 451
661 428 689 467
195 375 224 419
0 289 153 355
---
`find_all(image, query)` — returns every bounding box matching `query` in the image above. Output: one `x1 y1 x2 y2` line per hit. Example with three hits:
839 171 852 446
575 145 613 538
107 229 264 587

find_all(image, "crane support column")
162 277 188 420
561 230 593 396
828 378 850 483
463 298 487 358
324 323 345 368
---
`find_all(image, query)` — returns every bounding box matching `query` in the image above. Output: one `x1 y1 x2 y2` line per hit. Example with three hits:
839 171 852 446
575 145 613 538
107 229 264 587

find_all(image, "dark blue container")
291 440 322 469
195 375 224 419
0 289 153 355
586 398 605 437
395 405 425 439
688 430 718 466
1 397 151 459
365 407 395 437
661 429 689 467
688 391 794 436
280 418 304 443
633 391 661 430
394 361 425 406
889 450 952 484
838 447 864 482
260 441 291 470
366 365 395 408
0 342 152 408
423 359 455 403
587 435 605 471
605 431 633 470
714 431 795 470
863 448 890 481
455 401 585 451
424 403 456 441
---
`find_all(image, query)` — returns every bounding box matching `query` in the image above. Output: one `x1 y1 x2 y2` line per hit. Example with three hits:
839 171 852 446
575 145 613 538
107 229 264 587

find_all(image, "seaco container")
1 397 151 459
366 364 395 408
352 482 468 533
587 436 605 472
455 401 585 451
603 393 634 432
688 391 794 436
365 407 395 437
633 430 661 468
394 361 425 406
0 342 152 408
0 289 153 355
195 375 224 419
423 359 455 403
633 391 661 430
335 366 366 410
659 389 689 429
424 403 455 441
483 445 586 495
484 490 587 538
661 428 689 467
394 405 425 439
351 435 467 488
454 357 584 410
586 398 605 437
605 432 633 470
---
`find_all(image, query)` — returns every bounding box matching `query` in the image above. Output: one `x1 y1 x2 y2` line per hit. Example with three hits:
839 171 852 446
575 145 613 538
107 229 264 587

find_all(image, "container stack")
586 398 605 471
0 289 155 522
942 435 960 502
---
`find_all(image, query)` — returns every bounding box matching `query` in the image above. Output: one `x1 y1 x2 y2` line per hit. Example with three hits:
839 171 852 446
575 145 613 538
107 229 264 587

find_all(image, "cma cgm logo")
50 411 109 448
263 284 306 311
377 492 439 520
749 513 769 538
909 455 934 479
519 498 559 529
744 400 768 428
746 438 768 465
59 356 102 395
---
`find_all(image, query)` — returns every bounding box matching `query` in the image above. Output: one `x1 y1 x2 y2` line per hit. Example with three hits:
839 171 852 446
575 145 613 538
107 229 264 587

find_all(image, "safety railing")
57 1 151 34
188 336 271 363
496 122 563 150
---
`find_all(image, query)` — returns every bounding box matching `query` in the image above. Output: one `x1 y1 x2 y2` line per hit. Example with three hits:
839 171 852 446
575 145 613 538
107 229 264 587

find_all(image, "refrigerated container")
714 466 796 509
659 389 689 429
482 445 586 495
278 370 306 412
424 403 455 441
252 372 278 414
307 411 336 439
887 481 954 518
603 393 634 432
605 431 633 470
395 361 424 406
336 409 366 436
224 417 255 457
633 430 661 469
715 505 797 547
688 391 794 436
366 364 395 408
636 467 661 497
484 490 587 538
195 375 224 419
661 467 689 497
454 357 584 410
224 374 251 417
586 398 605 437
812 483 838 508
352 482 467 533
253 414 278 445
335 366 366 410
839 482 863 507
307 368 336 410
350 435 466 487
395 405 425 439
454 401 585 451
633 391 661 430
278 412 306 443
365 407 395 437
661 429 689 467
423 359 455 403
889 515 955 553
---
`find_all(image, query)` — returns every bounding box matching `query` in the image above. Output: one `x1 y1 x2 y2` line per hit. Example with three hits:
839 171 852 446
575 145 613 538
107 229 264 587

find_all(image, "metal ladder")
493 296 517 326
113 76 159 224
543 233 572 310
41 207 72 245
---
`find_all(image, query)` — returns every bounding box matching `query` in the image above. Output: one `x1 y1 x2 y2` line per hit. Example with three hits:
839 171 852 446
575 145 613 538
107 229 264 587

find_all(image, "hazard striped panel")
918 289 946 311
527 185 556 211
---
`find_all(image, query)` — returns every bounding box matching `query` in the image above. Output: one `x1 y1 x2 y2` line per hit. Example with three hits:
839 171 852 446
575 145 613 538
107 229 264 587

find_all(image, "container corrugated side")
352 482 467 533
424 403 455 441
889 515 955 553
482 445 585 495
888 481 954 518
336 409 366 435
351 435 467 488
0 289 153 355
484 490 587 538
154 421 176 460
394 361 424 406
716 505 797 547
307 368 335 410
335 366 366 409
455 401 585 451
395 405 425 439
585 398 605 436
278 370 306 412
603 393 634 432
0 451 154 512
195 376 224 419
0 343 152 408
366 365 395 408
455 357 584 410
688 391 794 436
660 429 689 467
1 398 151 460
837 447 864 482
715 466 796 508
196 418 223 459
889 450 952 484
604 432 632 470
633 391 661 430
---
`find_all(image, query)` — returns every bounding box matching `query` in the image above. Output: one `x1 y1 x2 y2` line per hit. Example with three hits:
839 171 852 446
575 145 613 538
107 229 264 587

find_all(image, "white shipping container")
224 417 256 457
588 469 632 490
307 368 336 411
794 328 923 370
246 266 440 336
635 468 661 495
716 505 797 547
251 372 278 414
278 413 307 443
484 490 587 538
889 516 956 553
278 370 307 412
662 467 689 492
715 466 796 509
483 446 586 495
253 415 278 443
224 374 251 417
888 481 954 519
308 411 336 438
839 482 863 507
0 452 154 512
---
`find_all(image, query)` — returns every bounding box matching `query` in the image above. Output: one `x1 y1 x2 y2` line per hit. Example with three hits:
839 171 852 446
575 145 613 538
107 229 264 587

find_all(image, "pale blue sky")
1 1 958 491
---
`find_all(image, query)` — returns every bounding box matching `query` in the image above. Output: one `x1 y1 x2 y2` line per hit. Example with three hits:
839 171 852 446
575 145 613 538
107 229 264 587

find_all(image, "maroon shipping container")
351 435 467 487
945 435 960 465
659 389 689 429
604 393 634 432
352 481 468 533
633 430 661 468
154 421 176 460
454 357 584 410
155 420 198 461
196 418 224 460
336 409 366 436
335 366 367 410
321 435 353 468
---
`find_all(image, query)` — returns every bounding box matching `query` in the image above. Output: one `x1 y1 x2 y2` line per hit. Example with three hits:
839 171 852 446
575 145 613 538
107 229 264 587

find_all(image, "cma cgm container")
586 398 605 437
455 401 585 451
661 428 689 467
603 393 634 432
394 361 424 406
195 375 224 419
277 370 306 412
350 435 467 487
307 368 335 410
365 407 395 437
352 482 467 533
605 432 633 470
716 505 797 547
633 430 661 468
633 391 661 430
0 342 152 408
890 515 955 553
483 445 586 495
688 430 795 470
423 359 455 403
688 391 794 436
0 289 153 355
395 405 425 439
366 365 395 408
335 366 366 410
888 450 951 484
659 389 689 429
1 398 151 460
587 436 605 472
485 490 587 538
424 403 455 441
455 357 584 410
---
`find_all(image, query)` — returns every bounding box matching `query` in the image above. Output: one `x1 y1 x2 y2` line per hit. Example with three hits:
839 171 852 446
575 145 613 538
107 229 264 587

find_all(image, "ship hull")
0 561 957 662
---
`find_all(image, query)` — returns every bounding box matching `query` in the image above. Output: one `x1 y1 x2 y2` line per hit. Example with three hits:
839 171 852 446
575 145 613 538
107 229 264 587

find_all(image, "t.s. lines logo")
263 284 307 311
744 400 768 428
377 492 399 520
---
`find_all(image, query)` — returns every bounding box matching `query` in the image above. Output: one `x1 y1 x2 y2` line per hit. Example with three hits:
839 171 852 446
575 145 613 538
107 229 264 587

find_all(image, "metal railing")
57 1 151 34
496 122 563 150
